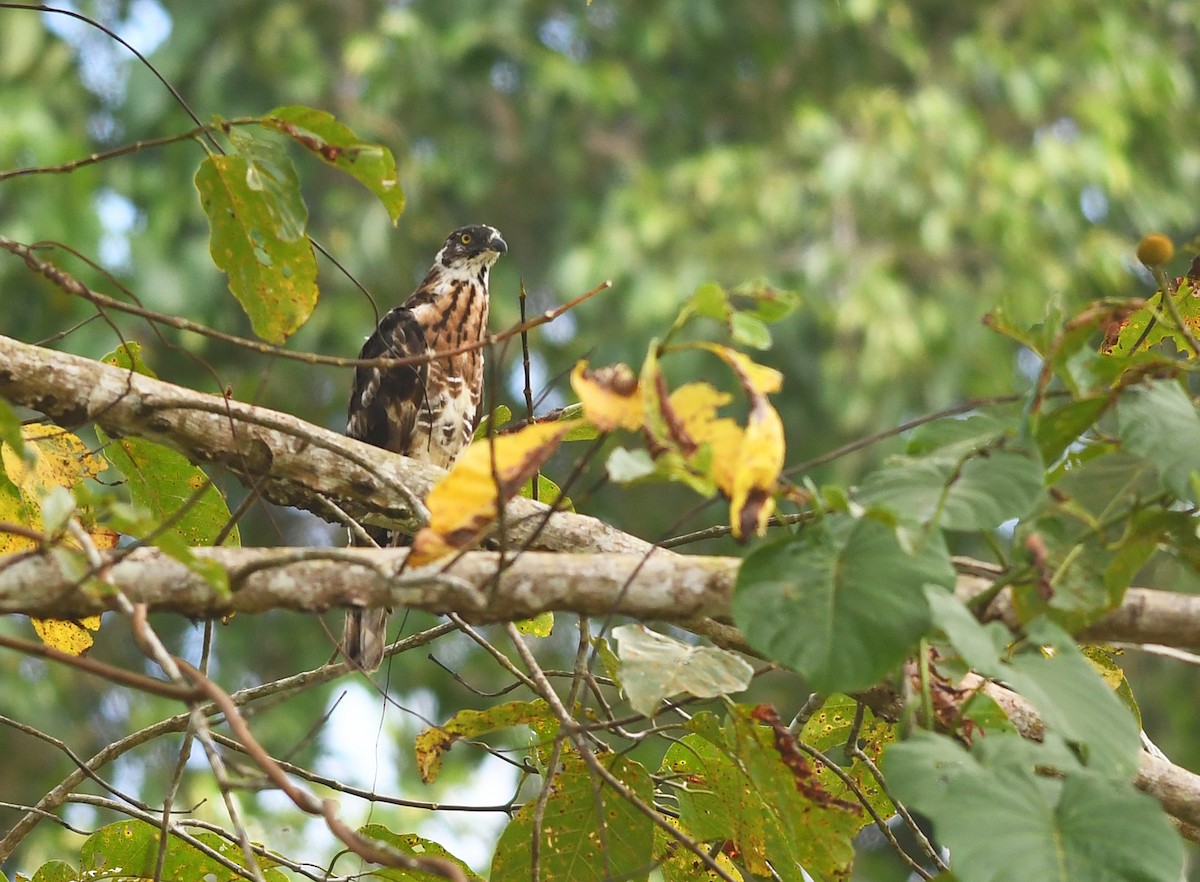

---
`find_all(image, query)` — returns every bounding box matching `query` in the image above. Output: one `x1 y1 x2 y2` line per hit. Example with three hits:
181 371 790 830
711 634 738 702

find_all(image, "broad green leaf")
99 345 239 549
265 105 405 222
80 819 288 882
490 753 653 882
663 707 859 881
1033 396 1109 463
1003 618 1140 778
860 415 1043 531
612 624 753 715
1117 379 1200 503
884 732 1182 882
925 586 1008 674
415 699 555 784
227 127 309 240
929 598 1140 777
731 279 799 323
734 513 954 692
358 825 483 882
1014 452 1159 625
195 152 319 343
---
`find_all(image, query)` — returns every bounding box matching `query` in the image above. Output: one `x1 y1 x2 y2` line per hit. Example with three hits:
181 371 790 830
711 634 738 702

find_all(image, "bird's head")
435 224 508 272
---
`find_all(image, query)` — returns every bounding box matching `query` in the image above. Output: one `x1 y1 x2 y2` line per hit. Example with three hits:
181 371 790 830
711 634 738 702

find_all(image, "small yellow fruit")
1136 233 1175 267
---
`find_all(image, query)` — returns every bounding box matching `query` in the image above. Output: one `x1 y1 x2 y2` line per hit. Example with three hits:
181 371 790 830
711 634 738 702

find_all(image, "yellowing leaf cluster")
571 343 786 540
0 424 112 654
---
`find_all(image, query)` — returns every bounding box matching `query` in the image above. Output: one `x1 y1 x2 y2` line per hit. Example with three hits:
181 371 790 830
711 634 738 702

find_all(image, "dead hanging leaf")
729 396 785 539
0 424 114 654
570 362 643 432
410 420 580 565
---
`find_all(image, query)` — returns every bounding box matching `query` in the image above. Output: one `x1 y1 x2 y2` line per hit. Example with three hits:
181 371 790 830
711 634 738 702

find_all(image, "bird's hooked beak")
488 230 508 254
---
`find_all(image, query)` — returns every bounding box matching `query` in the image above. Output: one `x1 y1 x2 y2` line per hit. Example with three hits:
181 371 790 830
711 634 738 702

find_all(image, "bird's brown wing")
343 306 427 670
346 306 428 454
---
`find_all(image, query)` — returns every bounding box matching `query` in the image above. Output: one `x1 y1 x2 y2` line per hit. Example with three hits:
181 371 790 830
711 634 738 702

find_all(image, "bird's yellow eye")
460 233 472 245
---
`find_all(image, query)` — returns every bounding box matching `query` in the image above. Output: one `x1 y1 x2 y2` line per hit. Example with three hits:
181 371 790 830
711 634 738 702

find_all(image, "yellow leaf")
0 425 112 648
410 421 580 565
32 615 102 656
729 398 785 539
666 382 733 453
570 362 643 432
702 418 746 497
693 343 783 394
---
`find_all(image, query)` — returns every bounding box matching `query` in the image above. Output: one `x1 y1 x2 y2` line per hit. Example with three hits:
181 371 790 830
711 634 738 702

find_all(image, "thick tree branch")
0 333 651 555
0 546 730 621
0 545 1197 654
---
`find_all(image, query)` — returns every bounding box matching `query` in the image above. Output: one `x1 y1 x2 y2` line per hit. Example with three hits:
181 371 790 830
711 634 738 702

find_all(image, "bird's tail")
343 607 389 672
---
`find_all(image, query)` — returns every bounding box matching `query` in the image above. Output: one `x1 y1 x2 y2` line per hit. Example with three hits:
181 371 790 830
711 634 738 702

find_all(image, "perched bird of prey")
343 224 508 671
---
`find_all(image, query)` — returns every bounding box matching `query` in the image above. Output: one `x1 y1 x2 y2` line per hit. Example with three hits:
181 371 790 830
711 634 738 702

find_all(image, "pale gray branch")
0 333 651 555
0 546 733 621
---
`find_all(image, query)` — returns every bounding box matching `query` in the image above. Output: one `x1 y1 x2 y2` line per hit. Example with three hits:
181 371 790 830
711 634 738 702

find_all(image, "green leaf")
612 624 753 715
859 416 1044 531
884 732 1183 882
519 472 573 512
1117 379 1200 502
1034 396 1109 463
1003 618 1140 778
99 344 240 550
490 753 653 882
473 404 512 440
662 707 859 881
80 819 288 882
30 861 79 882
514 610 554 636
926 585 1008 674
358 825 483 882
734 512 955 692
264 105 405 222
730 311 772 350
227 127 309 240
688 281 730 321
195 153 319 343
0 396 28 462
